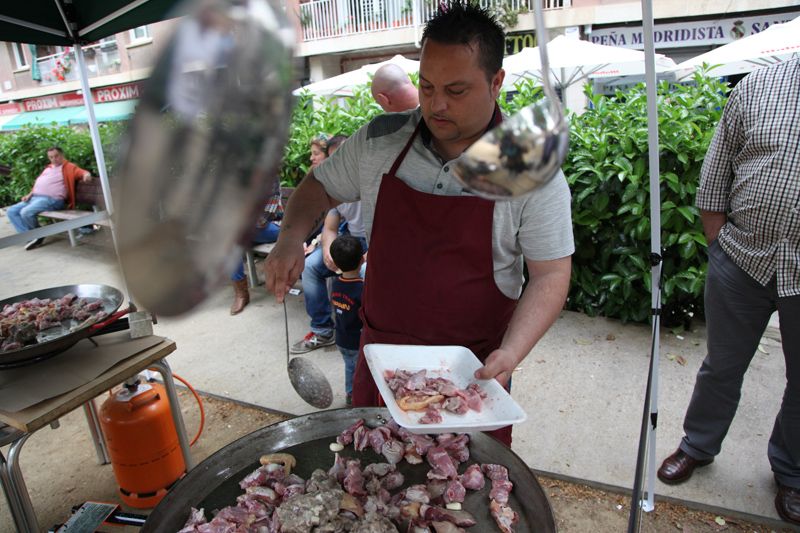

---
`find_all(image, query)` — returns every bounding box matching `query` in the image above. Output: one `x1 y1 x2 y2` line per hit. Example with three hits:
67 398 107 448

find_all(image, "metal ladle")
283 300 333 409
452 0 569 200
113 0 296 316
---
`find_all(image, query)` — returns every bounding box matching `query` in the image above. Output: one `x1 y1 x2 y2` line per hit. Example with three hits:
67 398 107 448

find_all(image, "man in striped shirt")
657 58 800 525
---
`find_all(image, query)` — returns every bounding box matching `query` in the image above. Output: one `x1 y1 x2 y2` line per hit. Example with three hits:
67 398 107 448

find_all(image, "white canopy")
502 34 675 89
294 54 419 97
677 16 800 77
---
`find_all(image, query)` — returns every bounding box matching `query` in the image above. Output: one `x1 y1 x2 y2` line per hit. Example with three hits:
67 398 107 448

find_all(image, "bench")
38 178 111 247
244 186 294 287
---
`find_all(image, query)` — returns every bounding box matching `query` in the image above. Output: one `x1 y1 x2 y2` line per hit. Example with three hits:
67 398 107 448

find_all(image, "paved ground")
0 219 794 531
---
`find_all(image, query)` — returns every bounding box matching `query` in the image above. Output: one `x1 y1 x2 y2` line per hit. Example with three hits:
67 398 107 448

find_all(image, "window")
129 26 150 41
10 43 28 69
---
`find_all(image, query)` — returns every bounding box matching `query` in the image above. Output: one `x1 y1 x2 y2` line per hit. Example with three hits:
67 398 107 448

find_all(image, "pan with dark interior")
144 407 556 532
0 284 124 367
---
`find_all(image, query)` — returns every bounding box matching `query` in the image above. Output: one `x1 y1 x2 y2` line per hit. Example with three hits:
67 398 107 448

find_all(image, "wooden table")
0 333 193 533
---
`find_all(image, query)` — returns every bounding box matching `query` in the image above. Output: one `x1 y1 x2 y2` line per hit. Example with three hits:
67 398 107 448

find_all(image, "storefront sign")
23 96 59 111
20 82 142 112
590 11 800 49
0 102 21 116
94 82 141 102
506 32 537 55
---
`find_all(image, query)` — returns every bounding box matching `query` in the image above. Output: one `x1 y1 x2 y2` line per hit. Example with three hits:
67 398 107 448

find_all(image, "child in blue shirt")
329 234 365 406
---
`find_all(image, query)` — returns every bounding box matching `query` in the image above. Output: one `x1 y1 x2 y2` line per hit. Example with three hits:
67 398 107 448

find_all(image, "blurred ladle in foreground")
452 0 569 200
113 0 295 316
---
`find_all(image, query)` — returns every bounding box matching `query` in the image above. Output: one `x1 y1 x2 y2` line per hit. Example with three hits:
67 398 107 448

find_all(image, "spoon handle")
283 299 290 365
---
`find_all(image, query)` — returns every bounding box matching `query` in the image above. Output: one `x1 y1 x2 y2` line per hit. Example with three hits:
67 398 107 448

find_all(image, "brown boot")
230 278 250 315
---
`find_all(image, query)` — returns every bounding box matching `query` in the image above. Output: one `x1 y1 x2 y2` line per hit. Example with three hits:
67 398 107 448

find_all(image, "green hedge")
559 73 728 326
0 73 729 326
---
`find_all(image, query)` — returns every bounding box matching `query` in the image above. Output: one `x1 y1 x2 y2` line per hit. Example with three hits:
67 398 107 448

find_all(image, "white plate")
364 343 527 434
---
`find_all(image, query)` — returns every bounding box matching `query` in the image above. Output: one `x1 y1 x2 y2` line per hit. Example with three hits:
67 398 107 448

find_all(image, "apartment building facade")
0 0 797 128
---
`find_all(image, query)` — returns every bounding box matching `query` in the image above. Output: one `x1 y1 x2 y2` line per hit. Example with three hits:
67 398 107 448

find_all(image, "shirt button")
436 183 443 189
443 166 449 172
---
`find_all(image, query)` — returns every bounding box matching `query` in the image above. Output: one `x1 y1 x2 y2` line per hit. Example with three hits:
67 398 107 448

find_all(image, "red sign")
0 102 21 116
94 83 141 103
19 82 142 113
59 92 84 107
24 96 59 111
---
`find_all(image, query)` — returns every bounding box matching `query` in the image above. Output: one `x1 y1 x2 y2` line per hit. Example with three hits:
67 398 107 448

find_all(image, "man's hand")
474 255 572 387
474 347 520 388
82 173 92 183
21 192 32 202
322 245 337 271
264 238 306 302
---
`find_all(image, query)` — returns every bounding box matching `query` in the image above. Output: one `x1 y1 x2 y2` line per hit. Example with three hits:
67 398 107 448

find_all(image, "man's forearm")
700 210 727 243
501 257 571 367
280 172 338 243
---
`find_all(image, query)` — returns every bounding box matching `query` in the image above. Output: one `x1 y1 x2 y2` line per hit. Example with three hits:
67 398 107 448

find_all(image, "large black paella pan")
145 407 556 532
0 284 125 367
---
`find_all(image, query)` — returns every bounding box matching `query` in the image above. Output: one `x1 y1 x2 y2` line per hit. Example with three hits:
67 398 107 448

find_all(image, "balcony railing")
298 0 569 41
36 41 122 86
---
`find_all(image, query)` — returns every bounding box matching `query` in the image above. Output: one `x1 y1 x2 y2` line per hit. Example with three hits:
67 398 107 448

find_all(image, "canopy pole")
628 0 662 529
74 45 114 216
75 46 137 310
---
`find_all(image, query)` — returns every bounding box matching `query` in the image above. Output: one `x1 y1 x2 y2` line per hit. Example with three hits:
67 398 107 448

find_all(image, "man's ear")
375 93 390 110
491 69 505 99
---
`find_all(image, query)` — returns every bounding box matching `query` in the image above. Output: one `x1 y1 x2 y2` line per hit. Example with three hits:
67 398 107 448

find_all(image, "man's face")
419 40 504 155
47 150 64 166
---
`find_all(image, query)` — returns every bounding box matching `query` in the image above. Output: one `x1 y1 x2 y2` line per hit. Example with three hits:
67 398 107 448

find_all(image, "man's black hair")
421 1 505 81
47 146 64 154
330 234 363 272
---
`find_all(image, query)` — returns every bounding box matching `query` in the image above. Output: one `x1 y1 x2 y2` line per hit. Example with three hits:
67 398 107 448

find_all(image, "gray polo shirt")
315 109 574 299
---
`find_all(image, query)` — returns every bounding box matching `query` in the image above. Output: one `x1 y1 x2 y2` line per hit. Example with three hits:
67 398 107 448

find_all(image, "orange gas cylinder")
99 381 186 508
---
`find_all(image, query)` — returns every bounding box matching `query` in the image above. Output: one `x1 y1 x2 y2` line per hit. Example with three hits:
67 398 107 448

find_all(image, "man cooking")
264 1 574 446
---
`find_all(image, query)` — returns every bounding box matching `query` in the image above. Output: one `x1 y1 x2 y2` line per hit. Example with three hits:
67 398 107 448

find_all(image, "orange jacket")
60 160 90 209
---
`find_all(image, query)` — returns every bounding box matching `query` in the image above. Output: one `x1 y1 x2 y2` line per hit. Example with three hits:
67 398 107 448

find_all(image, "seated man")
6 146 92 250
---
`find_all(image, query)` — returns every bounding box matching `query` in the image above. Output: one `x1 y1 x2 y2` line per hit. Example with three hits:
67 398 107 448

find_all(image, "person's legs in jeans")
301 247 335 336
7 196 64 233
6 201 30 233
769 293 800 489
339 346 359 400
680 241 776 460
230 222 280 282
229 222 281 314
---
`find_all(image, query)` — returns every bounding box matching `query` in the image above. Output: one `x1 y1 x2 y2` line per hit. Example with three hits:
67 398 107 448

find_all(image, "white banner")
590 11 800 49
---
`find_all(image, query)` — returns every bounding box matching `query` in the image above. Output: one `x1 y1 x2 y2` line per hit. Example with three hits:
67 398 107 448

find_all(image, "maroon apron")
351 114 518 446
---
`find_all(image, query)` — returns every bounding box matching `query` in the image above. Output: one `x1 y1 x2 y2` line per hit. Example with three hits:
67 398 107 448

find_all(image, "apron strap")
388 123 421 176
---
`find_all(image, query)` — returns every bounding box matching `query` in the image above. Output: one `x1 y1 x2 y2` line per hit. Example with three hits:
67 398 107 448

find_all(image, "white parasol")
293 54 419 97
676 16 800 77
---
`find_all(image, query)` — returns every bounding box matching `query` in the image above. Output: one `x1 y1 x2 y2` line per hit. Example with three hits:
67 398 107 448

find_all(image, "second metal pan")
0 284 124 366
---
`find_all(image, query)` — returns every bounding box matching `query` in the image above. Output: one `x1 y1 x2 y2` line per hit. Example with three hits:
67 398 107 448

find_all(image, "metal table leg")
6 432 39 533
0 446 31 533
83 399 110 465
148 359 195 471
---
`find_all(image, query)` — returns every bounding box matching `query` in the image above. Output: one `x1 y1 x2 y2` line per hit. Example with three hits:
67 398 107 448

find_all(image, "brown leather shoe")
657 449 713 485
230 278 250 315
775 483 800 525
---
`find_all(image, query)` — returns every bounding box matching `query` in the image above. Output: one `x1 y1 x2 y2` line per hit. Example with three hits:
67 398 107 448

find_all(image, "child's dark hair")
421 1 505 82
330 234 363 272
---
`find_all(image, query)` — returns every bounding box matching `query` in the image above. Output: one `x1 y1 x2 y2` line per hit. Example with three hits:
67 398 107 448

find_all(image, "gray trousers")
680 240 800 488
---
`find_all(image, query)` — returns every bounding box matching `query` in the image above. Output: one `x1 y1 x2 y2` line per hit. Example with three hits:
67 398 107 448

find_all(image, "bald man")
370 63 419 113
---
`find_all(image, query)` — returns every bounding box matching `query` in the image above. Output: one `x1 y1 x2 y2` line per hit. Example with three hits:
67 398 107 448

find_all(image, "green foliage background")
0 72 728 326
560 74 728 326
